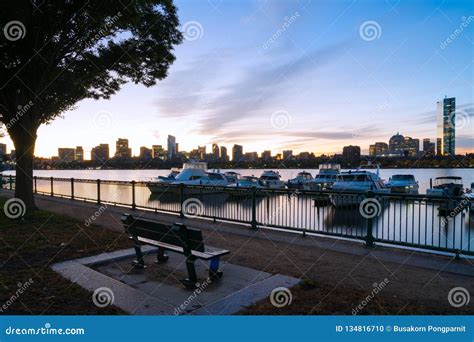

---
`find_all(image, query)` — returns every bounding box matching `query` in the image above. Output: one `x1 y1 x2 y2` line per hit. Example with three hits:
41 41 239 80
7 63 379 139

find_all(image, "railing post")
34 176 37 194
9 175 13 190
50 177 54 196
365 190 375 248
179 183 185 218
97 179 101 204
131 180 136 210
250 186 258 230
71 178 74 200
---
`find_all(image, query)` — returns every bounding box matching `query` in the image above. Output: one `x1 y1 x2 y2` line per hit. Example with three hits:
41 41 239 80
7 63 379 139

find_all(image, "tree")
0 0 182 208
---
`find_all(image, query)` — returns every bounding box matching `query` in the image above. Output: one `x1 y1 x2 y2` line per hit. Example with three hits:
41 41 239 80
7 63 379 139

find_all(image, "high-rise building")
220 146 228 161
91 144 109 162
232 144 243 161
437 97 455 156
244 152 258 162
197 146 206 159
282 150 293 160
403 137 419 157
389 132 404 152
436 138 442 156
261 150 272 161
58 148 75 162
423 138 436 156
139 146 152 159
152 145 165 159
212 143 220 160
342 145 361 166
75 146 84 161
369 142 388 157
167 135 177 159
0 143 7 156
115 138 131 158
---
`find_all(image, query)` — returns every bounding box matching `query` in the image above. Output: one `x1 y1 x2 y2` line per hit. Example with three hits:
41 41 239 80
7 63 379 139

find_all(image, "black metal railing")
1 175 472 257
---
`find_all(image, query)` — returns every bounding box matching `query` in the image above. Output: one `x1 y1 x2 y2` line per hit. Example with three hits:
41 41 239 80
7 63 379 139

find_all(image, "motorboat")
304 163 340 190
427 177 465 216
147 161 208 193
286 171 313 189
426 177 464 197
156 168 180 184
259 170 286 189
385 174 419 194
229 176 264 189
330 169 389 207
224 171 241 185
174 172 228 187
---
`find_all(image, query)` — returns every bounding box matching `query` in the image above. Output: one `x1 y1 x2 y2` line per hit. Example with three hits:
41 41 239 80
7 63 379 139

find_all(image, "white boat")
259 170 286 189
426 176 464 197
155 168 180 184
229 176 264 189
385 174 419 194
330 169 389 207
224 171 241 185
287 171 313 189
427 176 465 215
147 161 208 193
173 172 228 187
304 163 340 190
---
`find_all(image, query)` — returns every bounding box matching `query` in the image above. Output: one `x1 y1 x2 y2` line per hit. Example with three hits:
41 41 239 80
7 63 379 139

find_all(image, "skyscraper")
152 145 165 159
75 146 84 161
167 135 176 159
115 138 131 158
437 97 455 156
342 145 361 166
423 138 435 156
91 144 110 162
220 146 228 161
58 148 75 162
212 143 220 160
232 144 243 161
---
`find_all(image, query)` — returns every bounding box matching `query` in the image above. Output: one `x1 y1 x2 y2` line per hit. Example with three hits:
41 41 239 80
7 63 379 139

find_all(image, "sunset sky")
1 0 473 158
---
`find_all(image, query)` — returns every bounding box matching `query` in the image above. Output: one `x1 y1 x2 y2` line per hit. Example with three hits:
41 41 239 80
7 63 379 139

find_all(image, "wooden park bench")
121 213 230 289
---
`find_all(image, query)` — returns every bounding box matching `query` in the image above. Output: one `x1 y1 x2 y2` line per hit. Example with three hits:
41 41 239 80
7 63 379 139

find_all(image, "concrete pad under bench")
51 247 300 315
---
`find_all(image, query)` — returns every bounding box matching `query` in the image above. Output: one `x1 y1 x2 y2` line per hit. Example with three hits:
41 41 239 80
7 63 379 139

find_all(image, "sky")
1 0 473 158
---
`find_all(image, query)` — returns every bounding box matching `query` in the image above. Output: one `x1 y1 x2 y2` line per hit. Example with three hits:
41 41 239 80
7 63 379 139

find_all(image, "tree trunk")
11 128 37 209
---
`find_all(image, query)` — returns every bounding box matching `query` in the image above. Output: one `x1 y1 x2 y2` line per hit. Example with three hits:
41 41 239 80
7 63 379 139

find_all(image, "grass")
0 197 130 314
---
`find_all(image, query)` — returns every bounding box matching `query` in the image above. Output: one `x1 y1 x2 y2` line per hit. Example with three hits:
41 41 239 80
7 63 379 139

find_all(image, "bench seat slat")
135 236 230 260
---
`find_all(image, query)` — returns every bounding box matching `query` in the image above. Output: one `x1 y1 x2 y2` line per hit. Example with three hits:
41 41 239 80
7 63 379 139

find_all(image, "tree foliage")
0 0 183 207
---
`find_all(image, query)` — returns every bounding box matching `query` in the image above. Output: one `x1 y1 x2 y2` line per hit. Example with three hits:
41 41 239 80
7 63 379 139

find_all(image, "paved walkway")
2 190 474 313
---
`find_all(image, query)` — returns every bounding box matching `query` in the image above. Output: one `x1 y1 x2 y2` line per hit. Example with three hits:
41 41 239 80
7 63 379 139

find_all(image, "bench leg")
132 244 146 269
181 256 198 289
209 257 223 281
155 247 169 264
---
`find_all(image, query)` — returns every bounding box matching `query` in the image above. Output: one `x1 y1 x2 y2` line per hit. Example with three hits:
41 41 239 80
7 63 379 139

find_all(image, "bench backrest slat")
121 214 204 253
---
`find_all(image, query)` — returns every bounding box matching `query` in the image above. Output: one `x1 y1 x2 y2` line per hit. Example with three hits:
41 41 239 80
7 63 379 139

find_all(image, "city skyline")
0 1 473 157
